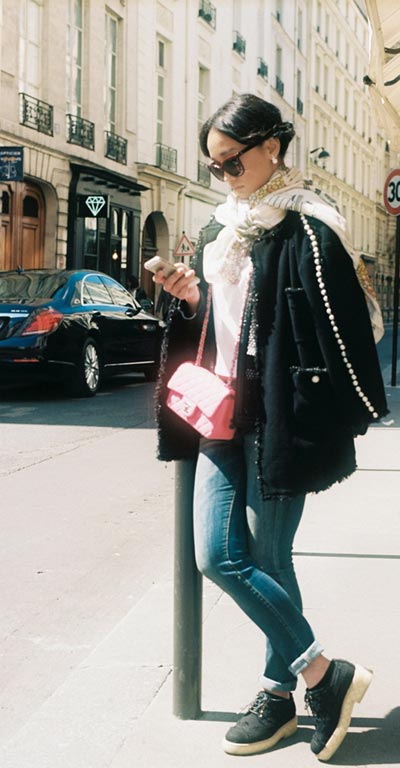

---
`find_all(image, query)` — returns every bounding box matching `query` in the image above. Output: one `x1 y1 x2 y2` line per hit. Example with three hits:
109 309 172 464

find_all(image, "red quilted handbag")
166 278 251 440
166 361 236 440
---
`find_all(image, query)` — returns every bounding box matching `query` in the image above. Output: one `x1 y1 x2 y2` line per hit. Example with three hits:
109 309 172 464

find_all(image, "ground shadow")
0 376 157 429
200 708 400 765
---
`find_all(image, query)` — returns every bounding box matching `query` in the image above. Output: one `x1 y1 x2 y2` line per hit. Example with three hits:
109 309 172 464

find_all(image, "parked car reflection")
0 269 163 397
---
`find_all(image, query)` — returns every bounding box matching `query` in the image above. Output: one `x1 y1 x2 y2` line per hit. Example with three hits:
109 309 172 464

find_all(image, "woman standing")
154 94 387 761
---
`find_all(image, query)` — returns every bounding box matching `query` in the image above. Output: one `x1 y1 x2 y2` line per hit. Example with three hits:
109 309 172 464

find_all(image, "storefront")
0 180 45 271
67 163 147 289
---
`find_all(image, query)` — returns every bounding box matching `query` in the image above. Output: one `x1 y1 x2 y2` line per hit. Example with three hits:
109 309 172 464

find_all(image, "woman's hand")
153 264 201 314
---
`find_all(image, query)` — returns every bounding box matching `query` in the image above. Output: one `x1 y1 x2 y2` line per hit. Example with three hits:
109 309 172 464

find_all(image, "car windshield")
0 272 68 301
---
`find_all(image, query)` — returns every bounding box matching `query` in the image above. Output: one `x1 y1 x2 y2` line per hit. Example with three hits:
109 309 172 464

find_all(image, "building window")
315 54 321 90
297 8 303 50
197 66 210 185
84 218 98 271
66 0 83 116
325 12 329 44
344 87 349 118
156 39 169 145
296 69 303 114
198 66 209 155
314 120 320 149
323 64 329 99
335 76 340 111
19 0 42 97
276 45 282 80
316 1 322 32
104 12 118 133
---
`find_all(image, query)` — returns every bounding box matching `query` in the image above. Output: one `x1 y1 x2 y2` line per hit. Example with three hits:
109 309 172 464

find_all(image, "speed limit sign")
384 169 400 215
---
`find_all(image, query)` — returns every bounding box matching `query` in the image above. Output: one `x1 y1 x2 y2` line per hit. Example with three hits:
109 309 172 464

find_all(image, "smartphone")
144 256 199 283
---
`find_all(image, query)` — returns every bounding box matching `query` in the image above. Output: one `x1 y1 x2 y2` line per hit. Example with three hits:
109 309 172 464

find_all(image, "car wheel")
67 338 102 397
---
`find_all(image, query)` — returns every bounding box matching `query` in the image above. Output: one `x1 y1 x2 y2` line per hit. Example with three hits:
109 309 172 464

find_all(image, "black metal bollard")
173 459 203 719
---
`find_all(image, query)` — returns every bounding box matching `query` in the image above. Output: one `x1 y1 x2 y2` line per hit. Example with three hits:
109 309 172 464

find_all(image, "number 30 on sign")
384 169 400 216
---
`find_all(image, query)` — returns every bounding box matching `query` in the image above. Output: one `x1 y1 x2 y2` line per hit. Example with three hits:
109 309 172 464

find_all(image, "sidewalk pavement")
1 383 399 768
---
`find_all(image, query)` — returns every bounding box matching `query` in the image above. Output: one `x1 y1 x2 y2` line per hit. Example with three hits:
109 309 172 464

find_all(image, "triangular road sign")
173 232 195 257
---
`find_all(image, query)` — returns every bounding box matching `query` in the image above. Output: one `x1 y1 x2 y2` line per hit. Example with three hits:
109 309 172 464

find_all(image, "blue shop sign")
0 146 24 182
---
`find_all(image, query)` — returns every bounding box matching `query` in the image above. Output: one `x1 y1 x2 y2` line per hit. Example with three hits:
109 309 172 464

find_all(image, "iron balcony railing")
104 131 127 165
233 30 246 57
20 92 53 136
155 143 177 173
67 114 95 150
257 57 268 80
275 75 285 97
198 0 216 28
197 161 210 187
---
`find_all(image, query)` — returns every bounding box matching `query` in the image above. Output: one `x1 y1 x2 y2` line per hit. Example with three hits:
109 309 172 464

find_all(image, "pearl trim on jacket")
300 214 379 420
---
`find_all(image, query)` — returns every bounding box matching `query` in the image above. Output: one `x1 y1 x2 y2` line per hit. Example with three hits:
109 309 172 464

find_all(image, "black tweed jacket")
155 211 388 498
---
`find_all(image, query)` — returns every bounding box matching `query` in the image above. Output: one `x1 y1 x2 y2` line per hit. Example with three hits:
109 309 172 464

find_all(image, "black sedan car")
0 269 163 397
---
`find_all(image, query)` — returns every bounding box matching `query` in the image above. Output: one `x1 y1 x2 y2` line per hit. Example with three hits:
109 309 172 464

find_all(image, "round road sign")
384 169 400 216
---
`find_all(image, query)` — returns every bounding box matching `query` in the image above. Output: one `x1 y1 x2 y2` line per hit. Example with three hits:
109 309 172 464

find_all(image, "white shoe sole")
316 664 373 762
222 716 298 756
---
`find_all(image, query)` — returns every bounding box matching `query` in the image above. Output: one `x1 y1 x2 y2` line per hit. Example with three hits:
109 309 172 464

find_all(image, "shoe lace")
304 690 327 721
247 691 270 718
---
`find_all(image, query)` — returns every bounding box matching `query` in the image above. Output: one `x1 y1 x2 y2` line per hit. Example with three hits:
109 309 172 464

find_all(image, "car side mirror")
125 302 141 316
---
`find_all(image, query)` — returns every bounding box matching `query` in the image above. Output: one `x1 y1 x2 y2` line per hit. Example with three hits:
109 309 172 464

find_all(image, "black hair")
199 93 295 159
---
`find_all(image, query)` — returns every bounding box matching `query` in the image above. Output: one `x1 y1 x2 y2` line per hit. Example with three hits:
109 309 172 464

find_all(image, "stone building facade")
0 0 397 311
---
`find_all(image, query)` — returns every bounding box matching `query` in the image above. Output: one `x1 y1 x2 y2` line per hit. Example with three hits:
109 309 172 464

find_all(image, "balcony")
233 31 246 57
198 0 216 28
66 114 95 150
257 57 268 81
104 131 127 165
155 143 177 173
275 76 285 97
296 97 304 115
20 92 53 136
197 161 210 187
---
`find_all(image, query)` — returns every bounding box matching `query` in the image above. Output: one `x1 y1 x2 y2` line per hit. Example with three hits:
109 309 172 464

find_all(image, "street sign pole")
391 216 400 386
173 460 202 719
383 169 400 387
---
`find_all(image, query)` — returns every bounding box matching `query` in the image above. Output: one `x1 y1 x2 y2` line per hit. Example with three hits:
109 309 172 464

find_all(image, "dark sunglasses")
207 143 261 181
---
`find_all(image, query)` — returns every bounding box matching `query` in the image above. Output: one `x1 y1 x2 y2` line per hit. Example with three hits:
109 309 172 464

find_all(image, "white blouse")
209 259 252 378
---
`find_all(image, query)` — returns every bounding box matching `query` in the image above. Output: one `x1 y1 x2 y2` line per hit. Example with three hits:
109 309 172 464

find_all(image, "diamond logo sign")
85 196 106 216
77 194 109 218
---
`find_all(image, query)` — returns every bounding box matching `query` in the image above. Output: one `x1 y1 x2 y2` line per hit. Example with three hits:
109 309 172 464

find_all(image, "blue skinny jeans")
193 432 323 693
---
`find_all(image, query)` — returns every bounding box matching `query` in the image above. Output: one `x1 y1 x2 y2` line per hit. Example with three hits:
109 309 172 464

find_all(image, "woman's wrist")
184 286 201 315
179 287 204 320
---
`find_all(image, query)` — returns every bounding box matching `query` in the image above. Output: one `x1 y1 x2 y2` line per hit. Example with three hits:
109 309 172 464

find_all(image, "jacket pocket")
285 287 324 368
290 366 338 437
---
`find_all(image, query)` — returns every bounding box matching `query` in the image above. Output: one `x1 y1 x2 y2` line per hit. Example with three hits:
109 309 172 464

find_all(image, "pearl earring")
271 156 278 165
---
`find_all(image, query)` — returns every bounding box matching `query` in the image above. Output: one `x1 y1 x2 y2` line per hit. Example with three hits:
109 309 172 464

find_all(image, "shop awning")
365 0 400 150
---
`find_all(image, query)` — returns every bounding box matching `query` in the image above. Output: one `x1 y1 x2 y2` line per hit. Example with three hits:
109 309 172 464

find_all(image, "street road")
0 375 175 745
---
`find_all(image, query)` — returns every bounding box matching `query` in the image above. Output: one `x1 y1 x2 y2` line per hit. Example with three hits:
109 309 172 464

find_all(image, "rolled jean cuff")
259 675 297 694
289 640 324 676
